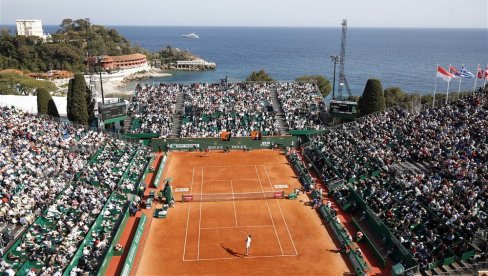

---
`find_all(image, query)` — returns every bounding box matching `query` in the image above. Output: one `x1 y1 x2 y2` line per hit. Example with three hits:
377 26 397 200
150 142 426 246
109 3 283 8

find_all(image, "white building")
175 59 216 70
16 19 50 40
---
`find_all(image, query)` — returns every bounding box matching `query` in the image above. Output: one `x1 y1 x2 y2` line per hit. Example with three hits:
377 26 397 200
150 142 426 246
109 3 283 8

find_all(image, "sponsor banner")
231 145 247 149
175 188 190 192
260 141 271 147
274 184 288 189
207 145 223 150
169 143 199 149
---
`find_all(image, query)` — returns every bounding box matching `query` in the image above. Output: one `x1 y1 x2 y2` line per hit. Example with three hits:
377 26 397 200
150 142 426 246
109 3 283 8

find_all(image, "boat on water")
182 32 199 39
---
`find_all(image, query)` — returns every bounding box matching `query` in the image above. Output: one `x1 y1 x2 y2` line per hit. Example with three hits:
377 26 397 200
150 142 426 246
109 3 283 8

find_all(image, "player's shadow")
220 244 244 258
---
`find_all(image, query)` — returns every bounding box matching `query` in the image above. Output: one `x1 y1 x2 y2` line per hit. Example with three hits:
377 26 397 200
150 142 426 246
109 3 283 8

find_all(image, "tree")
37 87 59 117
358 78 385 116
47 98 60 117
296 75 332 98
85 81 95 125
246 69 274 82
0 72 57 95
36 88 50 115
60 18 73 32
384 87 406 108
67 74 89 124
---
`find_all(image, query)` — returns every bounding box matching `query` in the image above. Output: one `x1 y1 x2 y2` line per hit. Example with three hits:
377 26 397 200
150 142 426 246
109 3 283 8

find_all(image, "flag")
485 66 488 80
449 66 461 78
460 66 475 78
477 66 483 79
437 66 454 82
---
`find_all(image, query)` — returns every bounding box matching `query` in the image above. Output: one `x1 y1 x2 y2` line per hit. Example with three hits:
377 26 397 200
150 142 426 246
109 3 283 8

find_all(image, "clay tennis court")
135 150 350 275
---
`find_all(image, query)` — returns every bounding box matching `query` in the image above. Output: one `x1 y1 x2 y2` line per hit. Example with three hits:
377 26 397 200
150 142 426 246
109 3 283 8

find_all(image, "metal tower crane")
337 19 352 99
329 19 357 120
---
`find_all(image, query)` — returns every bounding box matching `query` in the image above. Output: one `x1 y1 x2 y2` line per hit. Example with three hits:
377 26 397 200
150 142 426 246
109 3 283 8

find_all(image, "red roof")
110 53 146 62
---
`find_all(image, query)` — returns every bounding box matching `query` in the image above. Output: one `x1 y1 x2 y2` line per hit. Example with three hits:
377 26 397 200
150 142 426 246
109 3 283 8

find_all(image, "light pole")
330 55 340 100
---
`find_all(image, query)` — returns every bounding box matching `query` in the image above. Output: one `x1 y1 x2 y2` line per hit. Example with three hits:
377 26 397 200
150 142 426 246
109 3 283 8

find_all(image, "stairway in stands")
390 159 432 175
122 116 132 133
269 86 290 135
421 259 488 276
169 90 185 138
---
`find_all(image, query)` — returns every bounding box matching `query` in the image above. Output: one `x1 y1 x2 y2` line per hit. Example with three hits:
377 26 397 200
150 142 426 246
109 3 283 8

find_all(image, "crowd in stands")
78 140 143 191
304 90 487 270
126 81 327 138
276 82 325 130
181 82 279 137
8 183 109 275
129 83 178 137
0 107 147 275
0 107 104 227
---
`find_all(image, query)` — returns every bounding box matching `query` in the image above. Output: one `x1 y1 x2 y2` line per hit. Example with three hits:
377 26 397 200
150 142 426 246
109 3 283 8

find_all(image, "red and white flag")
437 66 454 82
484 66 488 80
477 66 483 79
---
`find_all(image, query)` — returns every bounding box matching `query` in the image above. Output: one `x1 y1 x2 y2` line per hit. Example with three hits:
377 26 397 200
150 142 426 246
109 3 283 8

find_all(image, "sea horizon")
0 25 486 95
3 24 487 30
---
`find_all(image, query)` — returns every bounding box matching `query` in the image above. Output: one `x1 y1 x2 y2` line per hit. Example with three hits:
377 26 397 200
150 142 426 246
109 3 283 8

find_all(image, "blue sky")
1 0 487 28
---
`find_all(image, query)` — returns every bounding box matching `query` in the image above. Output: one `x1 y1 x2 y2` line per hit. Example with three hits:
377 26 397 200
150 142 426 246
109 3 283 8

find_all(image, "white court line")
208 179 259 182
199 165 259 168
255 165 284 255
230 180 238 226
197 167 204 260
182 167 195 261
262 165 298 256
183 254 298 262
200 225 274 230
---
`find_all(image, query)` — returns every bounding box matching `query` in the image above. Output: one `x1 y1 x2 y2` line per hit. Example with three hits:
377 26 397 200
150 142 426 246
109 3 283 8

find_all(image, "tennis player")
242 231 252 256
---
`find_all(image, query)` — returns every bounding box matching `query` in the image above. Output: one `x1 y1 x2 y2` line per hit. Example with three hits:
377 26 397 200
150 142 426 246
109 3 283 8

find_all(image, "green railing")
97 206 131 276
151 135 297 152
88 143 107 164
318 206 369 275
63 193 127 276
120 214 147 276
351 217 386 267
153 155 167 188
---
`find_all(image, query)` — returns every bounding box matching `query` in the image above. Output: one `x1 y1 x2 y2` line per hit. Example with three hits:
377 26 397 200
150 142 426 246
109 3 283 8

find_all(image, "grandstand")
127 81 325 138
0 107 150 275
0 83 487 275
302 89 488 274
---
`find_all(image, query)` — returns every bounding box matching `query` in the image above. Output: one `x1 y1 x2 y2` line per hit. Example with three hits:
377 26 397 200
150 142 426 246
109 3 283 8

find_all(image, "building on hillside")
86 53 148 71
28 70 74 80
175 59 216 70
16 19 50 40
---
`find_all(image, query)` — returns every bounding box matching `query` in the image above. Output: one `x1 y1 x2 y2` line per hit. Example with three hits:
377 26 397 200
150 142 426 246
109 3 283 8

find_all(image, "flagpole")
474 64 479 91
446 64 452 104
484 64 487 90
457 78 462 100
446 78 450 104
433 65 438 108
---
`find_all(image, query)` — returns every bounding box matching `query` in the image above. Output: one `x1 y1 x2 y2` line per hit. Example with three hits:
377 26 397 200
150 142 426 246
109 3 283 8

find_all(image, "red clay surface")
135 150 351 275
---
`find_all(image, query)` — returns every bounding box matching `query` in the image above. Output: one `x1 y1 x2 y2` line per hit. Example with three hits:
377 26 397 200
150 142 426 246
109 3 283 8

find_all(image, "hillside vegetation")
0 18 149 73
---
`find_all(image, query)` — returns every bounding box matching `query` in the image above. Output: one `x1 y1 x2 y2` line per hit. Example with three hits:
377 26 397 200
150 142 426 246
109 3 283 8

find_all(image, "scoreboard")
330 100 357 120
99 102 127 122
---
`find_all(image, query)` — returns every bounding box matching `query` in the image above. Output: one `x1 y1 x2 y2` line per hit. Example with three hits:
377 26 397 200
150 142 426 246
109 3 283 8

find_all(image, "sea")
2 25 487 96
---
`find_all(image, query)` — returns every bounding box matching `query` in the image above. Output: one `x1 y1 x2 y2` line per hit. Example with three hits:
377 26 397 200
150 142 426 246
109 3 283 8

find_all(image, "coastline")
87 67 173 95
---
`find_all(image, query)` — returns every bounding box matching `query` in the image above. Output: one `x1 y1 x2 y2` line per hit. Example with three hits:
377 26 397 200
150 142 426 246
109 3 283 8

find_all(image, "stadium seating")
302 90 488 272
0 107 149 275
127 82 327 138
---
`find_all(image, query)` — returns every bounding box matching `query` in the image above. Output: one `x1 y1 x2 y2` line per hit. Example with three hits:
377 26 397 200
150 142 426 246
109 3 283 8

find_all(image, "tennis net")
181 191 285 202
